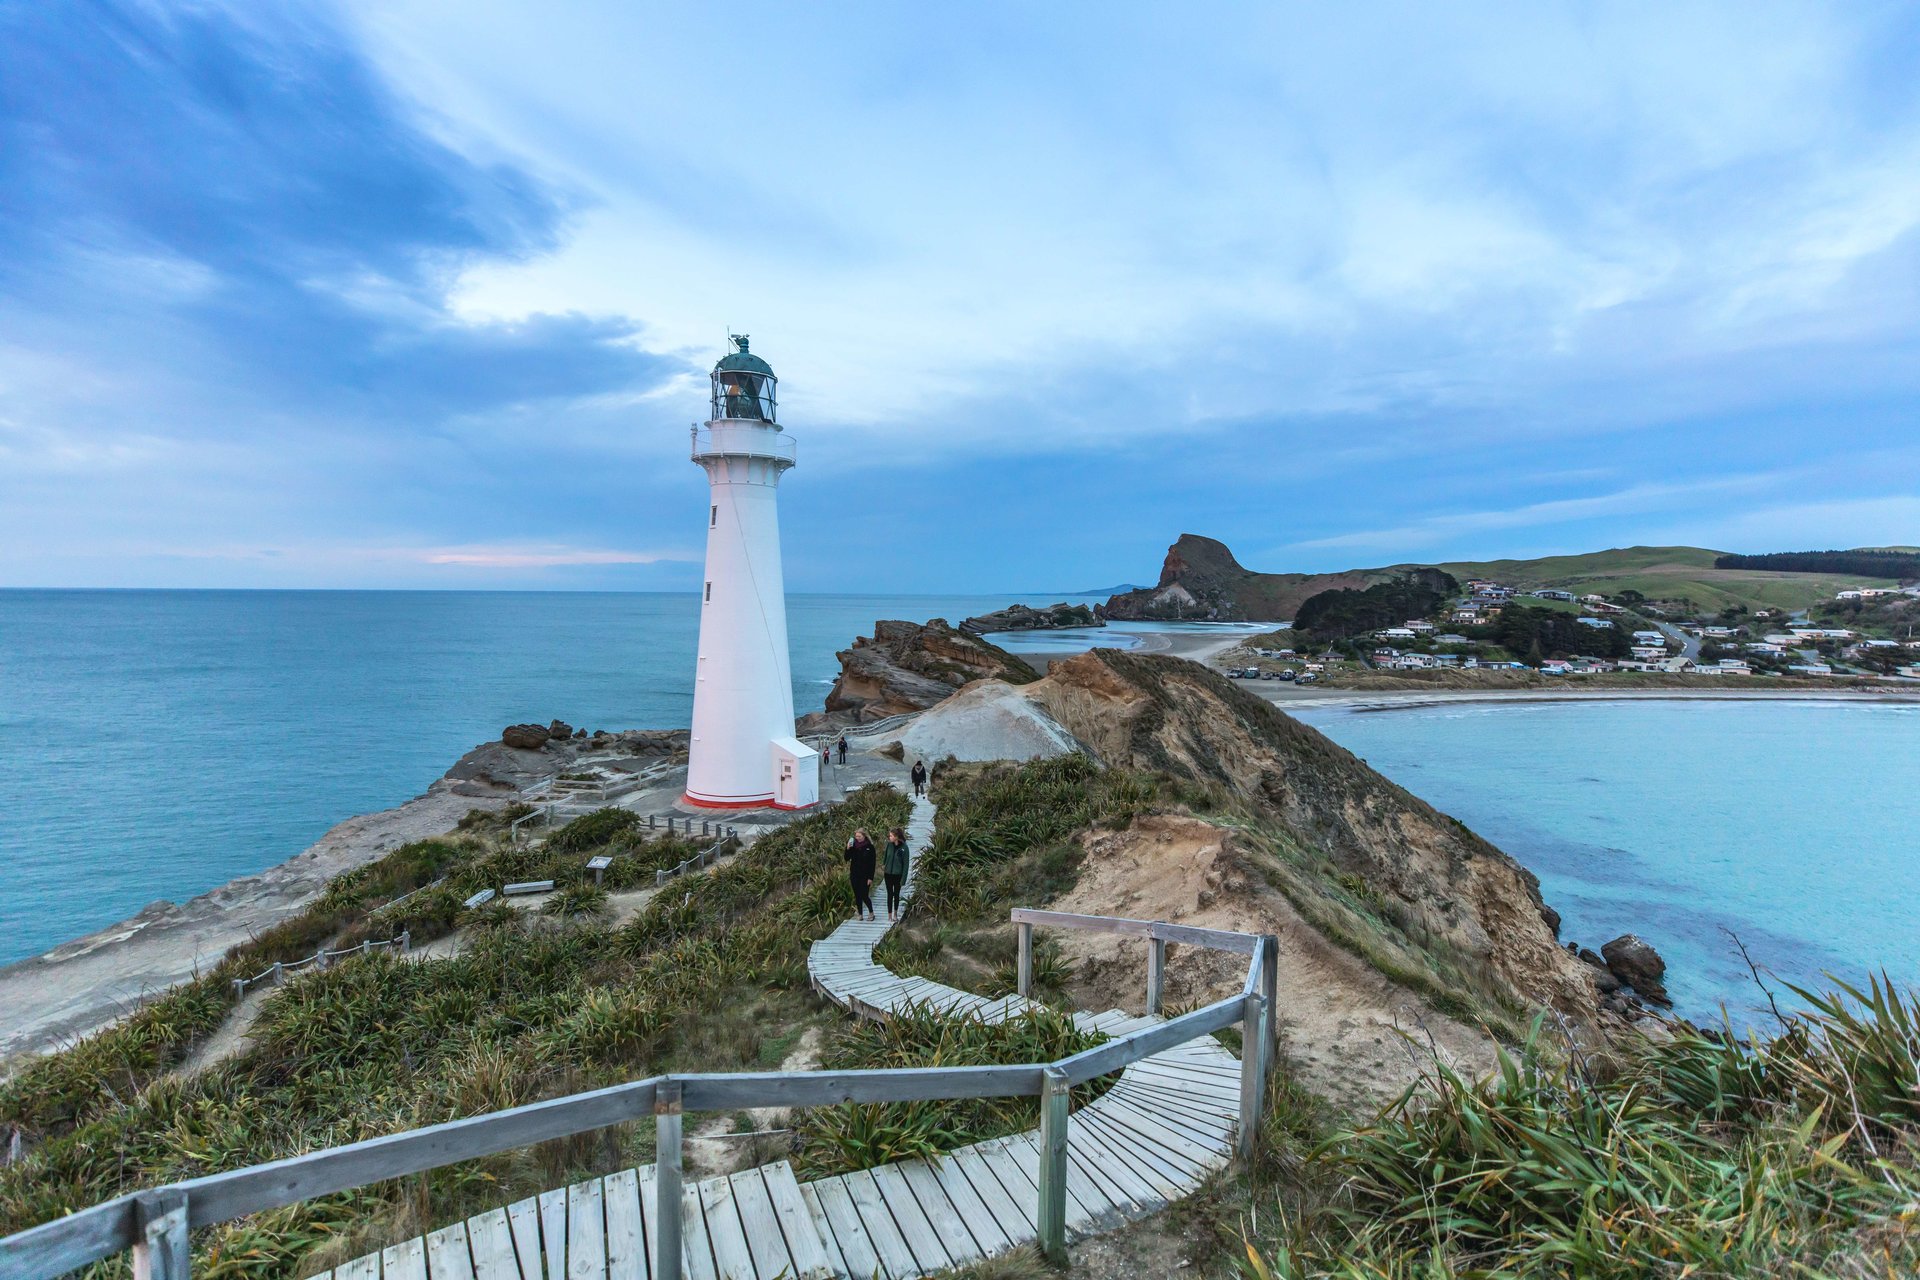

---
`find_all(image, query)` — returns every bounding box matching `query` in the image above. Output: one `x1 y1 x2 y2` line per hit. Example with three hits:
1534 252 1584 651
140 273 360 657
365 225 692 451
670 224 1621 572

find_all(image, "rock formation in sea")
806 618 1039 726
1601 933 1671 1004
1102 533 1397 622
960 601 1104 633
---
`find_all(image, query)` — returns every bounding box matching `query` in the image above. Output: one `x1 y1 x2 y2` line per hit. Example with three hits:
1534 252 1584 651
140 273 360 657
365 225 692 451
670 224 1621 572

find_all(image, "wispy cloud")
1 2 1917 590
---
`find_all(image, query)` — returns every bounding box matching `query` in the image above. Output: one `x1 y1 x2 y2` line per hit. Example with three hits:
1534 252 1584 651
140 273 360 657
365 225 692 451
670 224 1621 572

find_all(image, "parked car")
1296 672 1318 684
1277 670 1295 681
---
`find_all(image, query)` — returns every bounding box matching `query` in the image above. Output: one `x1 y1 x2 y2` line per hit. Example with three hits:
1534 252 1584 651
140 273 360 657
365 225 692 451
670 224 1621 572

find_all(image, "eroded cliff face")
1026 649 1603 1025
819 619 1039 722
1101 534 1395 622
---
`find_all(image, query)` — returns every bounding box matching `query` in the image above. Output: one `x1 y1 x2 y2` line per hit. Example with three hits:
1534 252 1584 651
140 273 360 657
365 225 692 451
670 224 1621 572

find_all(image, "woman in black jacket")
844 827 878 921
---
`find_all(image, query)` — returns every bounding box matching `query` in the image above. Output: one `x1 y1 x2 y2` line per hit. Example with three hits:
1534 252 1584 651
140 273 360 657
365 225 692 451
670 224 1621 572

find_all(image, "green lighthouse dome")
711 334 777 422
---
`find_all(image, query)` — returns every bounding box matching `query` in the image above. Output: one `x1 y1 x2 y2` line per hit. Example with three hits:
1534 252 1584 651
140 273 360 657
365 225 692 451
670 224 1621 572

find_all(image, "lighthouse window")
704 582 712 603
710 505 717 528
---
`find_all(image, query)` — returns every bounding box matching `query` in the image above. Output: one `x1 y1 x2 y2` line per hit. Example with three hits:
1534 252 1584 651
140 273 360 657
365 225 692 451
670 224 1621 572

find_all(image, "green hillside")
1429 545 1901 613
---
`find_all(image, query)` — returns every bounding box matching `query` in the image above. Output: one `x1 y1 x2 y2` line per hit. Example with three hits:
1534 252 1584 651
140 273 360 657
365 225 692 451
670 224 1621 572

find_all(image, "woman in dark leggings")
844 827 878 921
881 826 910 921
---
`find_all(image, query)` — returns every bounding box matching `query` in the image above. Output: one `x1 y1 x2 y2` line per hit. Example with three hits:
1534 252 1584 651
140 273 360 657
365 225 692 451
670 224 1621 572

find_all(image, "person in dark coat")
844 827 877 921
836 735 849 765
881 826 910 920
909 759 928 797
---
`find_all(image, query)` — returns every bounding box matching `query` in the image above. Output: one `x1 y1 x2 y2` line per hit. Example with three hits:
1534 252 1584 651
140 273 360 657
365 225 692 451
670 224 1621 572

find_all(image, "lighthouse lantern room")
685 336 819 809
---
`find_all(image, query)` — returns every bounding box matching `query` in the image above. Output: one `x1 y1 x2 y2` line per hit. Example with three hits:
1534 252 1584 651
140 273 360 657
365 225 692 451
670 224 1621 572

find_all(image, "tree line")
1714 549 1920 579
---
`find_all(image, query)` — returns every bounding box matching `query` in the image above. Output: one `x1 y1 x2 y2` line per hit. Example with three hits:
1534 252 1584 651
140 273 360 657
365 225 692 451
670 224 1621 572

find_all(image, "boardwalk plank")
1074 1111 1190 1200
1104 1085 1236 1154
426 1224 477 1280
538 1189 568 1280
842 1168 919 1280
795 1183 847 1280
949 1145 1035 1243
696 1173 758 1279
896 1160 985 1266
679 1178 719 1280
601 1169 645 1280
383 1237 428 1280
809 1177 887 1280
507 1198 545 1280
466 1208 522 1280
725 1168 791 1280
337 1256 381 1280
567 1179 607 1280
924 1154 1013 1258
763 1163 836 1280
868 1161 953 1274
1068 1120 1161 1214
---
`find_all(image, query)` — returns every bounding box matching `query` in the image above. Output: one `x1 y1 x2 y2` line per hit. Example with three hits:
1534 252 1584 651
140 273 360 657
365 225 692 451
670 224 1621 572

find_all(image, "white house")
1377 627 1416 641
1632 630 1666 645
1788 662 1835 676
1575 617 1613 629
1405 619 1436 633
1631 645 1668 660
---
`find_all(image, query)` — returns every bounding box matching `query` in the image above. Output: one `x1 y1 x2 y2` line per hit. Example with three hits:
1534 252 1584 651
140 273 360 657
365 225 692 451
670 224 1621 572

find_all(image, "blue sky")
2 1 1916 591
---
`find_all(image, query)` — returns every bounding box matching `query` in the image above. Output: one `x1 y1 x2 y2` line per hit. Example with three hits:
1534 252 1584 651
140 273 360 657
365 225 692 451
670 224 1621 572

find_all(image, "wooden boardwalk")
313 793 1241 1280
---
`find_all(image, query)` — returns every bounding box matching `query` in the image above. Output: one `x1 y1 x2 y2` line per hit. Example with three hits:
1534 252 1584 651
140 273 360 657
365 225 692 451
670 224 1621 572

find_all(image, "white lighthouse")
684 336 819 810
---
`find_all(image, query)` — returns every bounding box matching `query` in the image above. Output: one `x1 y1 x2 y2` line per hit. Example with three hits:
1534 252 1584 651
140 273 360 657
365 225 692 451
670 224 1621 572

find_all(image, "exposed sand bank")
0 786 506 1064
1245 685 1920 713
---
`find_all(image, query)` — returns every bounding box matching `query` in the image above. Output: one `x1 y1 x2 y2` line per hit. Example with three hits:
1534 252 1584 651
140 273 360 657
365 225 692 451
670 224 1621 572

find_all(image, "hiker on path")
882 826 910 921
836 735 849 765
844 826 877 921
909 759 927 797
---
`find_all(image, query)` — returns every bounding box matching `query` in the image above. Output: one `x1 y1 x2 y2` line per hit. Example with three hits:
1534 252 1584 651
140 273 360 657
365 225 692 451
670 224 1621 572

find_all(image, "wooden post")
270 962 283 987
1016 921 1034 998
1036 1066 1069 1263
132 1188 189 1280
1146 937 1166 1016
1238 985 1268 1164
654 1079 683 1280
1260 934 1279 1057
649 814 657 829
401 929 412 954
231 978 245 1000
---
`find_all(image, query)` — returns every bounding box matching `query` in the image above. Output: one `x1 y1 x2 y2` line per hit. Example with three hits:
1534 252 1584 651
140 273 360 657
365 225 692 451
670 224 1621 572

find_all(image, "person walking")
909 759 927 798
882 826 910 921
836 734 849 765
844 826 877 921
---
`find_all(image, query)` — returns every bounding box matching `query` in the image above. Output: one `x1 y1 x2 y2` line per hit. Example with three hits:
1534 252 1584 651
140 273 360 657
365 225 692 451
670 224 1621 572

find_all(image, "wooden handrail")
2 912 1277 1280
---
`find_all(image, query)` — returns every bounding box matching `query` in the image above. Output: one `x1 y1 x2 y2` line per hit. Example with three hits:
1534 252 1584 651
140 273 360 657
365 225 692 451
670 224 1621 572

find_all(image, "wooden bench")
502 880 554 897
462 889 496 909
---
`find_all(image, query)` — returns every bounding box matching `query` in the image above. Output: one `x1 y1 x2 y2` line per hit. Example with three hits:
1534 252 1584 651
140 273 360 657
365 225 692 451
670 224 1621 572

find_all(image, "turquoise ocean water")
1292 700 1920 1021
0 589 1259 967
2 591 1912 1022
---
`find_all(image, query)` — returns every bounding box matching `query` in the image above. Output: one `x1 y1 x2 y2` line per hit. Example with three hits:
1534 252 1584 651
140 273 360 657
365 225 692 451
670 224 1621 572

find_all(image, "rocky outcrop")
1601 934 1670 1004
449 728 689 795
962 602 1104 633
501 723 551 750
821 619 1040 722
1021 649 1606 1027
1102 534 1397 622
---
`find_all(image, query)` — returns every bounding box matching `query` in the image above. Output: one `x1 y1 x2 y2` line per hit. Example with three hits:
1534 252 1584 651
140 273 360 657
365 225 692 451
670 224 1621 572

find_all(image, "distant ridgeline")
1293 569 1458 642
1714 549 1920 579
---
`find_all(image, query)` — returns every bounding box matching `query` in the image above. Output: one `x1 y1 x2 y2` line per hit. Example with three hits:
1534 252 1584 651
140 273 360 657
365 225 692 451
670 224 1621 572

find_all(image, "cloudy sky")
3 2 1917 591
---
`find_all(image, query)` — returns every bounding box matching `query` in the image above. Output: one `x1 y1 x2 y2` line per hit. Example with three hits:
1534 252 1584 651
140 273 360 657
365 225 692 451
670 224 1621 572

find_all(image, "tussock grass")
0 787 910 1279
794 1002 1105 1177
1237 981 1920 1279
